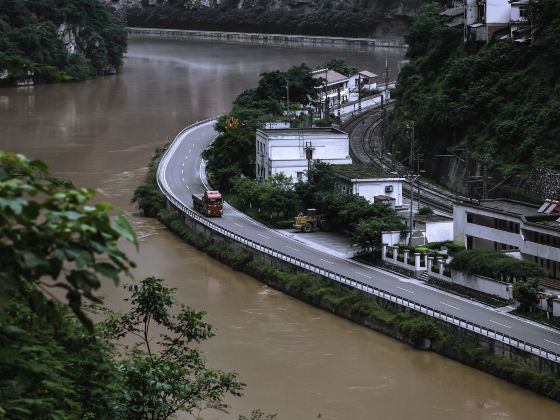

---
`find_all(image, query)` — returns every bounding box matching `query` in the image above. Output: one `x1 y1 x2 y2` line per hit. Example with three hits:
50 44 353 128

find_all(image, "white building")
255 128 352 183
510 0 531 42
464 0 511 43
413 214 454 244
453 198 560 289
331 164 404 207
348 70 378 102
312 69 350 117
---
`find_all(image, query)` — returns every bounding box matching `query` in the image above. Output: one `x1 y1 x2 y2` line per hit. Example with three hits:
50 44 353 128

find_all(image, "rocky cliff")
111 0 426 38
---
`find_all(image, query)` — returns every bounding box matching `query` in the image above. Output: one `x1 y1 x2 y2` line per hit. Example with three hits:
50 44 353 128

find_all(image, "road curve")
159 120 560 359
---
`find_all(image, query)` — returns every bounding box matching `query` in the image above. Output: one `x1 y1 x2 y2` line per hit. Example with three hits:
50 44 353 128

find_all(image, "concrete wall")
425 221 453 243
173 201 560 374
351 179 404 206
453 271 513 300
487 0 511 24
128 27 408 49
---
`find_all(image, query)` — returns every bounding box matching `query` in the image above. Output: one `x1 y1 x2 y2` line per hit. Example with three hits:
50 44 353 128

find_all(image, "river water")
1 37 559 419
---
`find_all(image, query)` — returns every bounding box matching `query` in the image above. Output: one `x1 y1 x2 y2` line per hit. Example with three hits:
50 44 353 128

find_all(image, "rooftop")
312 69 348 85
358 70 377 78
414 214 452 223
257 127 347 136
332 164 402 180
461 198 540 216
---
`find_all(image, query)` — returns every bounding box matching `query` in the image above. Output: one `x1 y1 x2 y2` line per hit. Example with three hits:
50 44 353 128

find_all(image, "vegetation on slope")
0 152 256 418
0 0 127 83
125 0 407 37
391 1 560 173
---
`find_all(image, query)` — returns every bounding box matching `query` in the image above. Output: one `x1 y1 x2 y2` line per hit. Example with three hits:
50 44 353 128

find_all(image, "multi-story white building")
453 198 560 287
312 69 349 117
331 164 404 207
464 0 511 43
255 128 352 183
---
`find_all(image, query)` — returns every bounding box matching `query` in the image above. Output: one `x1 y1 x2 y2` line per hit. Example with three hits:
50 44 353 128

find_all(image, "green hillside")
0 0 127 84
391 1 560 173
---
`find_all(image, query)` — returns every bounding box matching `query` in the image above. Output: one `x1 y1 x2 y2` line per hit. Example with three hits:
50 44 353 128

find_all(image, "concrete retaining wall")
128 27 408 49
172 202 559 375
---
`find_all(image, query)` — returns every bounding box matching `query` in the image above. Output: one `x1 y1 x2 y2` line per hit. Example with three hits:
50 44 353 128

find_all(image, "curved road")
160 120 560 358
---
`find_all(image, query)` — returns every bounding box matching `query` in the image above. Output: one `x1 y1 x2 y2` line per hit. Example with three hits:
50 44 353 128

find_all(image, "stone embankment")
128 27 408 49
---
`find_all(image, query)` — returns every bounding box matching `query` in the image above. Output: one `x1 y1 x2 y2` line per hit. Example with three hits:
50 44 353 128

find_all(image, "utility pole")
408 120 415 168
416 153 424 209
381 54 390 161
357 72 362 112
286 79 290 119
405 171 420 246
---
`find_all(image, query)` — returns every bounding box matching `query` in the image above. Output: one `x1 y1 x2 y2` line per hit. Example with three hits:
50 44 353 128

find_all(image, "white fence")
157 119 560 364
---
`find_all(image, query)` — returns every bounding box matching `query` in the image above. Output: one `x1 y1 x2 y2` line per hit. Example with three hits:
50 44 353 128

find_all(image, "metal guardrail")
156 119 560 364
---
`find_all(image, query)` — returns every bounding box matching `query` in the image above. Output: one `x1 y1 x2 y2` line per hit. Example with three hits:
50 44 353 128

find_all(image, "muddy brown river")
1 37 559 419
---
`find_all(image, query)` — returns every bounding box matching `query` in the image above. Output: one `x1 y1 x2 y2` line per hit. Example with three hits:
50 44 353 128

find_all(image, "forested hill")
117 0 426 38
0 0 127 85
391 1 560 175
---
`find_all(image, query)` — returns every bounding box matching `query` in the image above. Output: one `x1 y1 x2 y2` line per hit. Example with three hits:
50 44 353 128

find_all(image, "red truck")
192 190 223 217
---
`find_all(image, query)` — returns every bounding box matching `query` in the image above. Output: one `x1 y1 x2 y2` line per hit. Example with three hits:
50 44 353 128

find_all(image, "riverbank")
134 142 560 403
127 27 408 49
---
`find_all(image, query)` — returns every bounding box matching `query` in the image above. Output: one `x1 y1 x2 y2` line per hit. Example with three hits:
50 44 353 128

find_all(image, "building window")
297 172 304 181
519 6 528 19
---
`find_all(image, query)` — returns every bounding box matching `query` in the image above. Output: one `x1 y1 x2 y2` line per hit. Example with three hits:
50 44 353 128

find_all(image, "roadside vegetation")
391 0 560 173
132 149 560 401
0 151 274 419
0 0 127 84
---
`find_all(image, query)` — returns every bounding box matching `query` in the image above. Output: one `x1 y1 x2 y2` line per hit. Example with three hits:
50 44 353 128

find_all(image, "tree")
317 57 357 76
353 205 405 248
0 151 135 418
101 277 245 419
513 278 542 312
0 151 136 327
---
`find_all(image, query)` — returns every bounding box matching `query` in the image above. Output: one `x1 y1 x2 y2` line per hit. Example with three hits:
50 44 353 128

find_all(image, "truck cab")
192 190 223 217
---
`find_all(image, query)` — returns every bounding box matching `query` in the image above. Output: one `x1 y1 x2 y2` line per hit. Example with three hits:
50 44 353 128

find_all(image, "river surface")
1 37 559 419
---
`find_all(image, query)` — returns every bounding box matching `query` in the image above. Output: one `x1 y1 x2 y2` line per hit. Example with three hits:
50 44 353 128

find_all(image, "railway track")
342 109 458 215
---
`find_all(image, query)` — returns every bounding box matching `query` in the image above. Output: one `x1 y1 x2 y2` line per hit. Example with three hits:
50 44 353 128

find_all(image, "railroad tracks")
342 109 458 215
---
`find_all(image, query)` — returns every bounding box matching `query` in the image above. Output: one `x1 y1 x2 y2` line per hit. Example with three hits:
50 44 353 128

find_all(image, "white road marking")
397 286 414 294
320 258 335 265
489 319 511 329
181 169 184 174
186 185 190 190
258 233 270 240
182 162 185 167
440 302 460 311
182 177 185 182
234 223 243 228
189 149 192 154
355 272 372 279
286 246 300 252
544 339 560 346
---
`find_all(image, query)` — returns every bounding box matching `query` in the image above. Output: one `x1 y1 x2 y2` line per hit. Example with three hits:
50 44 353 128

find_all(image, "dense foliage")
0 151 136 327
0 0 127 83
391 1 560 172
449 249 544 282
126 1 388 37
202 63 318 183
0 153 255 419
